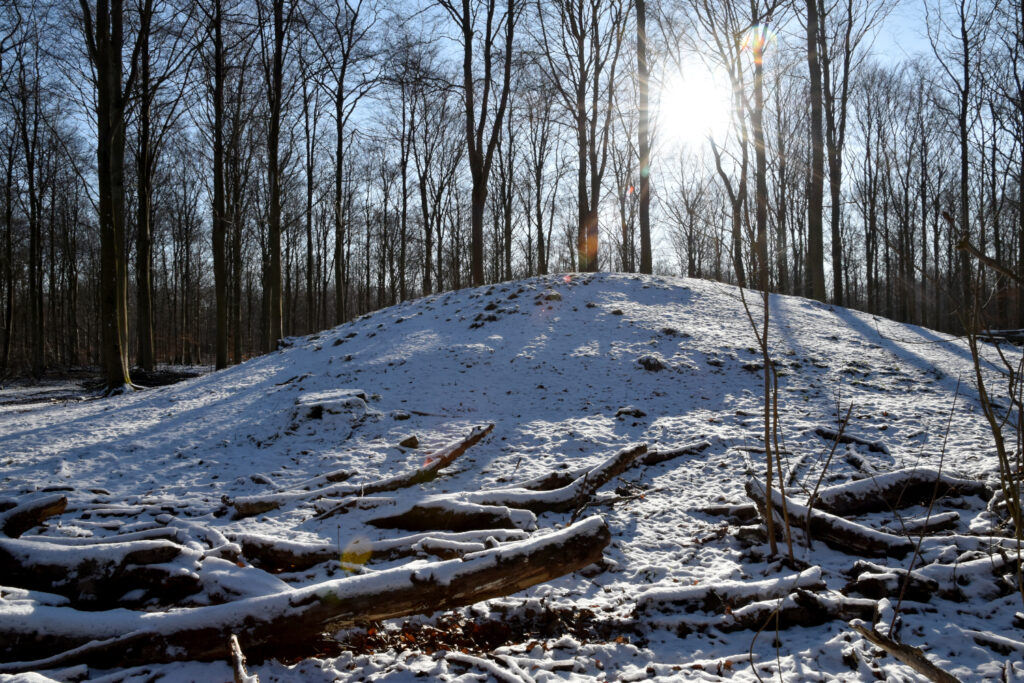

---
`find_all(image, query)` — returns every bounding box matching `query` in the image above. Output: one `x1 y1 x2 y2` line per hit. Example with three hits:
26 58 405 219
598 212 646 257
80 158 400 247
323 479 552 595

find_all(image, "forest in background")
0 0 1021 388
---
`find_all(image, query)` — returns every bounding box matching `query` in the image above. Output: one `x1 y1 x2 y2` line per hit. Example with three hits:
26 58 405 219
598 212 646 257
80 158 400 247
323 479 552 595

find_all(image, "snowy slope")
0 273 1020 682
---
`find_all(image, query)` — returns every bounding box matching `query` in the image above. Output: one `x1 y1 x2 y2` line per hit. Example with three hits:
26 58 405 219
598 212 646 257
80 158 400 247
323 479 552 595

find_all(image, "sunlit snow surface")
1 273 1021 682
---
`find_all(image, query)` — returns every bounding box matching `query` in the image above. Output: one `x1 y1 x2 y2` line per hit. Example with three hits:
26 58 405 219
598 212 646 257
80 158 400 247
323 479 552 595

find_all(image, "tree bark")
136 0 155 372
805 0 827 301
636 0 651 274
80 0 133 391
211 0 229 369
264 0 285 351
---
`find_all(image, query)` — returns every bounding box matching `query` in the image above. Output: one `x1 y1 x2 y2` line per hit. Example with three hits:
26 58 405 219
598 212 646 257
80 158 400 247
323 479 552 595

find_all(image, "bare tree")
926 0 990 316
437 0 518 287
310 0 376 324
78 0 145 391
817 0 894 306
256 0 293 351
536 0 628 273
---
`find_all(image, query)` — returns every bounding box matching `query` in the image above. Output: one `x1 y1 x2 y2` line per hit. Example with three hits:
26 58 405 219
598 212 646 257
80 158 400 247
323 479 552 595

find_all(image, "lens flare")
341 536 372 571
741 24 777 64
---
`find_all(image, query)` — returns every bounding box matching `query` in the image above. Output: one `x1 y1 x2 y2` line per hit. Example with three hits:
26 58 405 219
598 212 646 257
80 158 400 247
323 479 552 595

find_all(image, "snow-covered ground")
1 273 1021 682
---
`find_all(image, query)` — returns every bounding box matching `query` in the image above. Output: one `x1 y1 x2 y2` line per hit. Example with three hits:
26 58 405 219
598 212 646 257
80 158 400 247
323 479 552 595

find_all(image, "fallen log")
231 528 530 572
639 440 711 467
811 467 990 516
637 566 825 614
746 478 913 558
700 503 759 524
0 537 201 608
717 590 876 633
368 498 536 532
951 626 1024 656
814 427 889 454
896 511 960 535
12 527 187 546
233 481 362 519
280 424 494 521
843 560 938 603
851 622 961 683
913 551 1014 601
501 439 679 493
0 494 67 538
463 443 647 513
0 515 610 669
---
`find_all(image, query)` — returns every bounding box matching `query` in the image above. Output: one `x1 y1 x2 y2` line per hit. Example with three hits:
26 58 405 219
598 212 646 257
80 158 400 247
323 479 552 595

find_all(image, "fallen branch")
12 527 187 546
746 478 913 558
811 468 991 516
639 440 711 467
464 443 647 513
230 634 258 683
292 425 495 521
851 622 961 683
0 515 610 669
814 427 888 454
897 511 960 535
637 566 825 614
368 499 536 532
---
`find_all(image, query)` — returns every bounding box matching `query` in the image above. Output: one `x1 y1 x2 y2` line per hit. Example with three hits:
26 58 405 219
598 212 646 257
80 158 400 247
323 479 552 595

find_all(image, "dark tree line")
0 0 1021 387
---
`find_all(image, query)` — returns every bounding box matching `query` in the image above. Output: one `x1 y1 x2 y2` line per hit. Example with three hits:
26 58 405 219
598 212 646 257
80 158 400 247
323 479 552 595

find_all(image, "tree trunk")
805 0 826 302
211 0 229 369
265 0 284 351
136 1 155 372
637 0 651 274
82 0 133 391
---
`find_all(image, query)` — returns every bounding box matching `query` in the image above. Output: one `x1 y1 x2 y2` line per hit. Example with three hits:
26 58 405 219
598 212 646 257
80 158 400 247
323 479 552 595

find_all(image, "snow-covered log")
814 427 889 454
0 536 201 607
0 515 609 670
296 424 495 521
811 467 991 516
463 443 648 513
230 528 530 572
952 626 1024 657
14 527 187 546
700 502 759 524
843 560 939 603
914 551 1015 601
639 440 711 467
851 623 960 683
637 566 825 614
716 590 876 633
368 498 536 531
897 511 960 535
746 478 914 558
0 494 67 538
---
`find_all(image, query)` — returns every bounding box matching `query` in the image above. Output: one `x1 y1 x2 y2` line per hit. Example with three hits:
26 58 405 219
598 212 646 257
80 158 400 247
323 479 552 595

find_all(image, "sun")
655 63 734 150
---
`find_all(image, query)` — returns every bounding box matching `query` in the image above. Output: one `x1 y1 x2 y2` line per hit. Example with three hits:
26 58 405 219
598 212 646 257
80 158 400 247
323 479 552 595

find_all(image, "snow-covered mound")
0 273 1020 682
